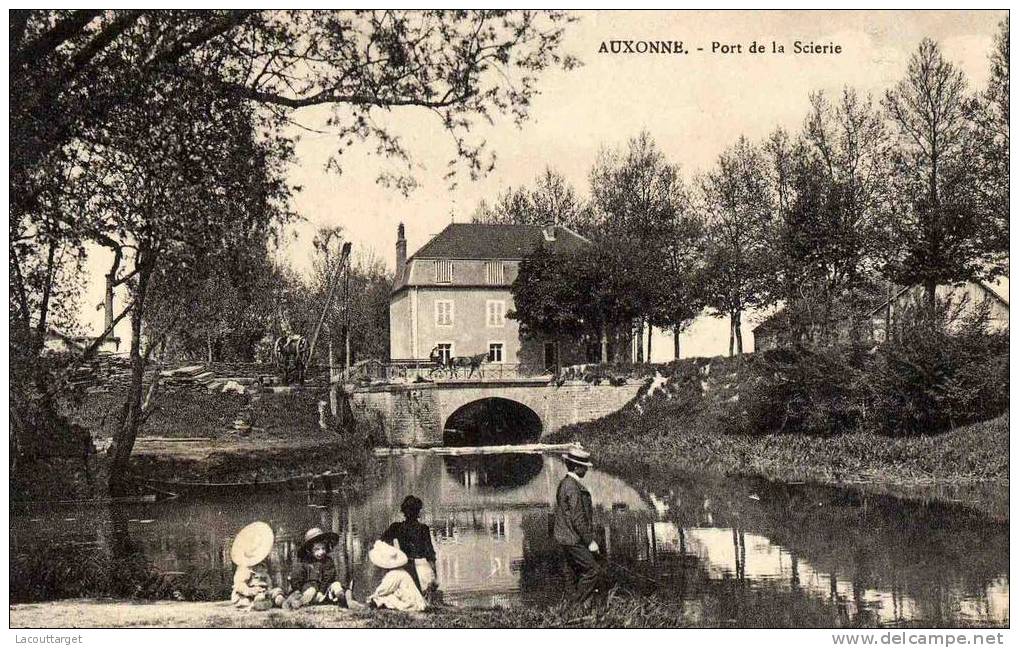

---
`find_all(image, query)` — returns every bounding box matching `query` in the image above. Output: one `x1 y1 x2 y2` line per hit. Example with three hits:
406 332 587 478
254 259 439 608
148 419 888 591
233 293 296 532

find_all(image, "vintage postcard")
8 8 1010 638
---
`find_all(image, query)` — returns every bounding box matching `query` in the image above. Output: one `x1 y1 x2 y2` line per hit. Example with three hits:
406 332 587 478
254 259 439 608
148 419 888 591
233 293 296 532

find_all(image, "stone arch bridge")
348 378 644 446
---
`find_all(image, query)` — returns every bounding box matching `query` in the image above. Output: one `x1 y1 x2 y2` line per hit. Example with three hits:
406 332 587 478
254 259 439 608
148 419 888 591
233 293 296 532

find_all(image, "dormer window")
485 261 505 284
435 259 453 283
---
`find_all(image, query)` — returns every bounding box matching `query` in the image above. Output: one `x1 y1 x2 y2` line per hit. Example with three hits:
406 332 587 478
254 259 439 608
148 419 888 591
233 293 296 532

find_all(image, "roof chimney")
396 223 407 277
542 224 556 242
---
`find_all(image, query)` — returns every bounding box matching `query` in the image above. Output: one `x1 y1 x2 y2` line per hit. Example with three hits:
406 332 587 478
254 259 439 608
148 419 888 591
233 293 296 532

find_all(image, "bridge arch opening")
443 397 542 446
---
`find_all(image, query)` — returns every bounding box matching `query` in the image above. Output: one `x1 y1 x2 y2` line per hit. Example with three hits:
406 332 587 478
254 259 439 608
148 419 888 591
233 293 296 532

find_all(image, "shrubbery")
738 310 1008 437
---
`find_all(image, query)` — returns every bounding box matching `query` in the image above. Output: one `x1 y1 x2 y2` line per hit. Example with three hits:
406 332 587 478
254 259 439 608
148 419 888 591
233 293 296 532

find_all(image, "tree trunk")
673 325 681 360
646 320 653 362
344 324 351 370
35 237 58 342
600 324 609 364
728 315 735 358
634 319 644 363
106 253 152 495
206 334 214 363
735 310 744 355
924 280 937 320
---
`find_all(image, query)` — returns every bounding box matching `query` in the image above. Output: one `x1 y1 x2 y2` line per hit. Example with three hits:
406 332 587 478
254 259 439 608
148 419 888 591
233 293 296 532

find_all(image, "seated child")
232 560 285 610
367 540 427 612
380 495 438 597
229 521 284 611
284 527 362 610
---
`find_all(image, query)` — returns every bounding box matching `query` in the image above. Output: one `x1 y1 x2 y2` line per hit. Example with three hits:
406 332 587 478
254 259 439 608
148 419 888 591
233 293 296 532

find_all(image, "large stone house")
389 222 591 371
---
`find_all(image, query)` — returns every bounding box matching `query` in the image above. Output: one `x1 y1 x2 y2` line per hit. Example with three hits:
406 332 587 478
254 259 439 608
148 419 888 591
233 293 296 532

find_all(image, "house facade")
389 222 591 371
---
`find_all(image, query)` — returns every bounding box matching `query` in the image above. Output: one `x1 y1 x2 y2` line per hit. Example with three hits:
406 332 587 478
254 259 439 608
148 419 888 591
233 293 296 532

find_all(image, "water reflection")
9 453 1009 626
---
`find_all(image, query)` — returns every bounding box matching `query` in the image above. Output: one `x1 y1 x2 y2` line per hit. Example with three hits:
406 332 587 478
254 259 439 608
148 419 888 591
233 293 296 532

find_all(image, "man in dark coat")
552 446 605 606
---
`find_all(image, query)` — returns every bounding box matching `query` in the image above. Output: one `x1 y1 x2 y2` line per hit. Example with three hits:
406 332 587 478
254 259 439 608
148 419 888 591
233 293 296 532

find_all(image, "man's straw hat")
230 521 275 567
368 540 408 569
562 446 593 467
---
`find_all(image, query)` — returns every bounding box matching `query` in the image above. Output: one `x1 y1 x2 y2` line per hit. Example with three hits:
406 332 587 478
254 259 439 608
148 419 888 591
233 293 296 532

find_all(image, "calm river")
10 451 1009 626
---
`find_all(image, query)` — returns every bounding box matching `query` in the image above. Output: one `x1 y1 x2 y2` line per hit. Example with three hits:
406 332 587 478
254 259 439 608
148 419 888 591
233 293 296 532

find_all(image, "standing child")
284 527 361 609
230 521 285 611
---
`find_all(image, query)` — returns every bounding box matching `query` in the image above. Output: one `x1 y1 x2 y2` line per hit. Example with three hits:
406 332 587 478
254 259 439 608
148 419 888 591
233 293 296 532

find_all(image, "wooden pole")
308 242 351 362
344 255 351 370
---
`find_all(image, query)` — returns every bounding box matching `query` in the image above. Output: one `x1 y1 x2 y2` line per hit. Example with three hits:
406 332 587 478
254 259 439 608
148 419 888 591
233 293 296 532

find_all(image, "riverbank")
7 597 693 629
550 376 1009 520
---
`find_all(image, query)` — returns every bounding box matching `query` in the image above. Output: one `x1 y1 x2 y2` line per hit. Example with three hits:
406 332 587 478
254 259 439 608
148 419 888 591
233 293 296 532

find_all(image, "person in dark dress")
380 495 437 596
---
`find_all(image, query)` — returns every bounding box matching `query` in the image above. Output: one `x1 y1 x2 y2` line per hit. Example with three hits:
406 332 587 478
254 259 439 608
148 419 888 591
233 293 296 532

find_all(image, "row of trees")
502 26 1009 361
10 10 577 494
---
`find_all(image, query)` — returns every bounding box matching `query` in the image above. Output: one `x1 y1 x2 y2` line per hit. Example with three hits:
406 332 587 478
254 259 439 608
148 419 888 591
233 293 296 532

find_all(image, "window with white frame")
435 300 454 327
486 300 506 327
435 343 453 364
485 261 505 284
488 342 504 363
435 260 453 283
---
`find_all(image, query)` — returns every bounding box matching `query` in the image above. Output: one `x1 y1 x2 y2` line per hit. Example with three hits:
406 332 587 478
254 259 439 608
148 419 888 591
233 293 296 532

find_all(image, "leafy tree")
52 74 291 493
645 213 706 359
766 89 890 342
11 10 579 217
508 246 592 370
471 167 593 234
698 136 776 356
968 17 1009 272
881 38 995 314
588 131 690 360
10 10 579 495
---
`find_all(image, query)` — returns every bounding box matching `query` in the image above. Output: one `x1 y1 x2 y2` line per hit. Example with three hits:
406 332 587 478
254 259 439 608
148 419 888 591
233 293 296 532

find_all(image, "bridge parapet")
344 360 551 385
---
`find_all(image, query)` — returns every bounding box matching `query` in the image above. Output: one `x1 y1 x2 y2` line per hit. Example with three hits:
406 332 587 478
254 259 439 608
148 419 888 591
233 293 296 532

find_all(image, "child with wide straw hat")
230 521 285 610
366 540 427 611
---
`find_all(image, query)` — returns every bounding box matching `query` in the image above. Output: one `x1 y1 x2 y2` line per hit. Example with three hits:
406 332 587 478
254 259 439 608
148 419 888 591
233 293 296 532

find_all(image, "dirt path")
10 599 377 628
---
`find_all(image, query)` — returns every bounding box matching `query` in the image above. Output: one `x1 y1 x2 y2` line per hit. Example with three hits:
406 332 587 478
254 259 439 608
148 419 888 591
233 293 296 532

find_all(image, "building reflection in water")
10 452 1009 626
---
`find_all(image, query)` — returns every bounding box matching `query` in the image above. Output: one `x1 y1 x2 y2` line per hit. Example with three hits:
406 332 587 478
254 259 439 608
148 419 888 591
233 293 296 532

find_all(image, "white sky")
79 10 1006 358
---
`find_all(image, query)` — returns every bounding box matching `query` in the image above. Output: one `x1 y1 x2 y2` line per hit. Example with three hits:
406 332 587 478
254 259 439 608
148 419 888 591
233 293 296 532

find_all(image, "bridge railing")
342 360 553 385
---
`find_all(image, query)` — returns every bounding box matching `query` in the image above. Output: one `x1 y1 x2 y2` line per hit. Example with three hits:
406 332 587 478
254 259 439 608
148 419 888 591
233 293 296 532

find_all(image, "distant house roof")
751 309 789 334
981 277 1009 306
409 223 590 261
866 278 1010 317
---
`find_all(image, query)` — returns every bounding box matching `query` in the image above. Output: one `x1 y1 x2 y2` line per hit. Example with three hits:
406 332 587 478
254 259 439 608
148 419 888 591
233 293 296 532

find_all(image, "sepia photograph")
7 8 1011 636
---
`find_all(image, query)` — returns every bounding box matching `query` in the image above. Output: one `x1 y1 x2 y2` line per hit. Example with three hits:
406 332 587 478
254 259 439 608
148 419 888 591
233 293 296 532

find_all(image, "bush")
864 320 1008 436
737 309 1008 437
738 345 869 436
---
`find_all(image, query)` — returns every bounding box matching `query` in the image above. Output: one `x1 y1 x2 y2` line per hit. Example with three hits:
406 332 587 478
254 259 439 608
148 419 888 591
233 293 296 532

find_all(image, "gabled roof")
409 223 590 261
981 277 1009 306
866 278 1011 317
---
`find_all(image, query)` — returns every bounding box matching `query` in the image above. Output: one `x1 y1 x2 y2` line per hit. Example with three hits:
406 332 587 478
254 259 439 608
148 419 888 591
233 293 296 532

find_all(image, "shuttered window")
436 300 454 326
486 300 506 327
485 261 505 284
435 260 454 283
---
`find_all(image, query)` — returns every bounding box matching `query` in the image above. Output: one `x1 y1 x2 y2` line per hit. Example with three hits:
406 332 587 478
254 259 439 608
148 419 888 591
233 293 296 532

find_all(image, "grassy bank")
13 581 1005 629
551 357 1008 519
